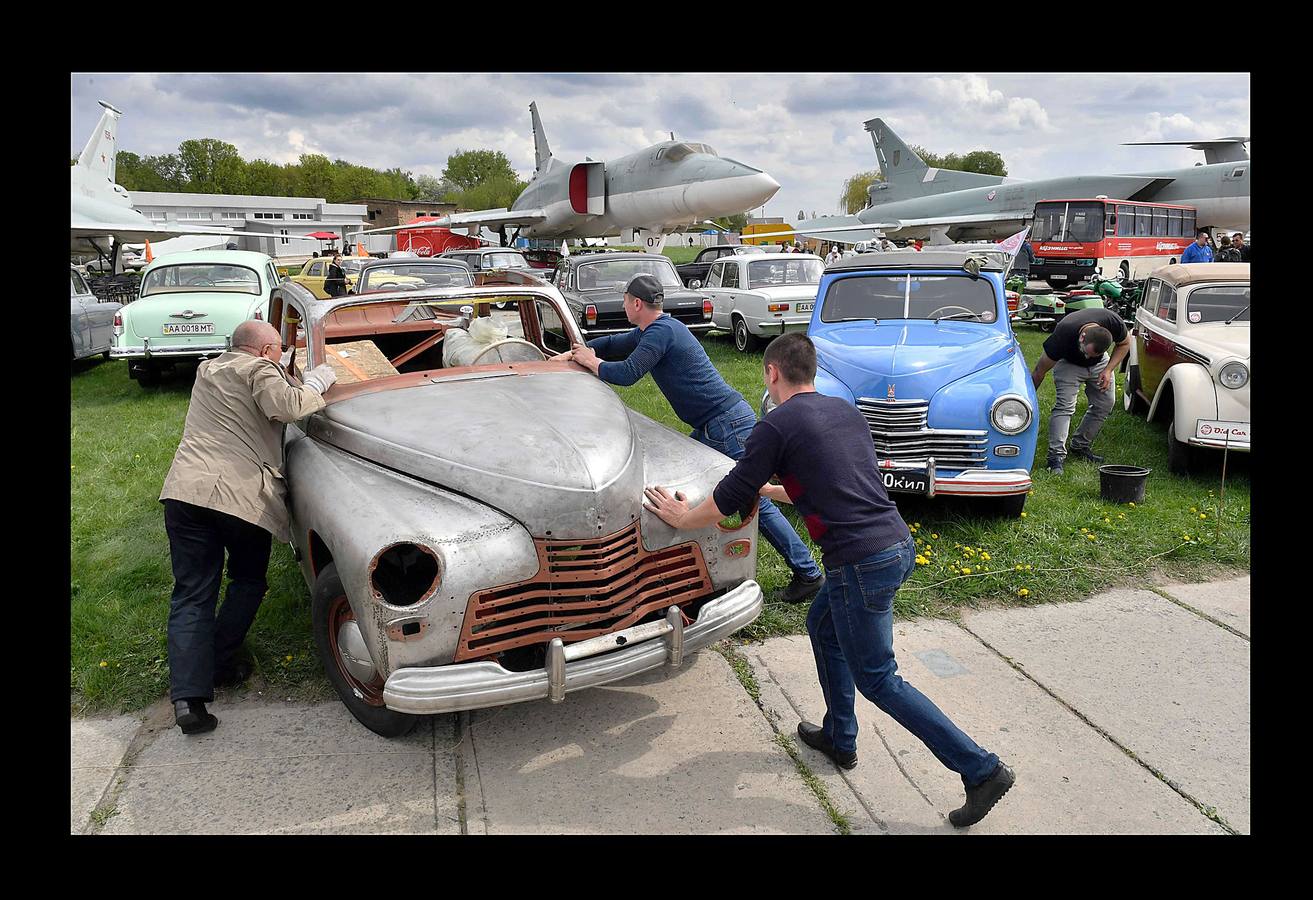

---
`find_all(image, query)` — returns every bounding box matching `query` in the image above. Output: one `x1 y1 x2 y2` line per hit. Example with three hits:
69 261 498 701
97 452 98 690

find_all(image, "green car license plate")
162 323 215 335
797 302 814 312
880 469 930 495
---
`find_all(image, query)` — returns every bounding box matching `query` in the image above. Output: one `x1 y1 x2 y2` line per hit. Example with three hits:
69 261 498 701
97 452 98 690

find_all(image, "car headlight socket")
1218 362 1248 390
990 395 1032 435
368 542 441 608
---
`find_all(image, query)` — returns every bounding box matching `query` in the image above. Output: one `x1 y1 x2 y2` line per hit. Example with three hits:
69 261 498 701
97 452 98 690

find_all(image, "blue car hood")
814 322 1014 400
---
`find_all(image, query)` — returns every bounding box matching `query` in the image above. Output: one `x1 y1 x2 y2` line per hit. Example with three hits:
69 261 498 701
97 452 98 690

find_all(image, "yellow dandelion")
1080 527 1088 533
1118 513 1125 519
285 654 293 661
1015 565 1024 571
1026 564 1033 570
1087 534 1096 541
99 660 108 668
931 533 940 539
1199 513 1207 520
914 522 921 529
1128 502 1136 507
915 555 929 565
1190 507 1197 513
961 567 972 575
1020 511 1027 518
980 552 991 561
1017 589 1030 598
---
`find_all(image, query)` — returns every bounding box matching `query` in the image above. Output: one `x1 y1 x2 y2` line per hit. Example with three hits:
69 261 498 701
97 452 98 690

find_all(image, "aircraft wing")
743 211 1027 244
350 208 549 236
72 218 238 244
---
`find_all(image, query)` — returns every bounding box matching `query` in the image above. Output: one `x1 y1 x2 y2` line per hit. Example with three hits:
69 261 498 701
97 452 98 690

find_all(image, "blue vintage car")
788 250 1038 517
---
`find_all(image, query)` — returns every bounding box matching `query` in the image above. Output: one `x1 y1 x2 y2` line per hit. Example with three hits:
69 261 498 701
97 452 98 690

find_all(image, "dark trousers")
163 499 272 702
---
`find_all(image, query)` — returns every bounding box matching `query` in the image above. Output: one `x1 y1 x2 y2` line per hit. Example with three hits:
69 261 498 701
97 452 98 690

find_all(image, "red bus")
1030 198 1196 286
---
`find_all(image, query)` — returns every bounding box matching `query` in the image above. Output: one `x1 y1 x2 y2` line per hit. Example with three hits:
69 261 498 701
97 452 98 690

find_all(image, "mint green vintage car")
111 250 283 386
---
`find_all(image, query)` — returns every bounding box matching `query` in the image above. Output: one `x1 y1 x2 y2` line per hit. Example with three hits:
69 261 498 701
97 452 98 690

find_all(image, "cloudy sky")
71 73 1250 224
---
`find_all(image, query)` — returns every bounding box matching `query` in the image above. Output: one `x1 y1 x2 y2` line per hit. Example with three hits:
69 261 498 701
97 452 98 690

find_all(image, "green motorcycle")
1013 270 1140 332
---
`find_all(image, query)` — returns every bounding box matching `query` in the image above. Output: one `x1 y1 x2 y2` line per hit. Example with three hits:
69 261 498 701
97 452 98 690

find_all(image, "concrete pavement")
71 576 1248 835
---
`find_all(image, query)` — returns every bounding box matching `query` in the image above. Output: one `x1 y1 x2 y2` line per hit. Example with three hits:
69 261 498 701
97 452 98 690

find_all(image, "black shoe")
1046 456 1064 475
949 762 1016 828
796 721 857 770
1068 446 1104 464
781 572 824 604
174 699 218 735
213 657 253 689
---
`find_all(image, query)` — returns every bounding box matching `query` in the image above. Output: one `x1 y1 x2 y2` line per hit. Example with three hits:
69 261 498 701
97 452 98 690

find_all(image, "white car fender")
1149 362 1217 431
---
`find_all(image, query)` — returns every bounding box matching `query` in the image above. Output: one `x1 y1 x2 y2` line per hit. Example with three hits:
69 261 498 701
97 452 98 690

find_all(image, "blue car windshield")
820 274 997 323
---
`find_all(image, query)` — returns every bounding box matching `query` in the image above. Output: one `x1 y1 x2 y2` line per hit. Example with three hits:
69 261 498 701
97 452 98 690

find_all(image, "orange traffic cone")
144 239 154 263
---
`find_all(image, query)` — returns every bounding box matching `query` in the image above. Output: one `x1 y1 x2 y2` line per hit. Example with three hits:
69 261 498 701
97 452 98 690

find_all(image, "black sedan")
675 243 765 287
554 253 713 337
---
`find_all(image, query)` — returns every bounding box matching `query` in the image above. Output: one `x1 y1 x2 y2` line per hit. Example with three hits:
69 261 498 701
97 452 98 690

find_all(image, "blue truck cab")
795 250 1038 517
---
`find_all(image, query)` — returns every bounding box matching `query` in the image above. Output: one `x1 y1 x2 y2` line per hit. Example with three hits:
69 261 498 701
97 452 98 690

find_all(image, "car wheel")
732 316 759 353
981 493 1027 519
1038 321 1056 333
1119 261 1130 281
312 562 419 738
1167 422 1193 476
1123 364 1148 415
132 362 161 387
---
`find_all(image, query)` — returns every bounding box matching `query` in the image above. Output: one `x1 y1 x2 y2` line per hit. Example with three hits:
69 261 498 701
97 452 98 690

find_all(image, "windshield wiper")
1224 305 1249 325
933 312 981 324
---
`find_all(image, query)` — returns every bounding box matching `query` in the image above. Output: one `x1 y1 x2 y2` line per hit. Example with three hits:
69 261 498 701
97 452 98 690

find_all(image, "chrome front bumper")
382 580 764 715
878 459 1032 498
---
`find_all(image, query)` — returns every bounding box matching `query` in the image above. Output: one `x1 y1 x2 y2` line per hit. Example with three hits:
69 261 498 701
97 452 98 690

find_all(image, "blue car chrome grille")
855 398 988 469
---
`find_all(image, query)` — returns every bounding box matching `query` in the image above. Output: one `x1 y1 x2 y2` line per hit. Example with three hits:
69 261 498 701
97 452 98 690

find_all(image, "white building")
129 191 367 259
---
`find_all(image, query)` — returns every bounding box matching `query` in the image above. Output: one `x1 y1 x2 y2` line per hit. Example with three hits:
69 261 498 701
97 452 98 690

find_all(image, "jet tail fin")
1123 138 1250 165
863 117 928 183
77 100 123 183
530 101 552 172
861 117 1007 203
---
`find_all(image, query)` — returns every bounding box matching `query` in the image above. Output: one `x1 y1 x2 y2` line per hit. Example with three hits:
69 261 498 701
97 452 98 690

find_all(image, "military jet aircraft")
748 117 1249 246
71 100 235 272
352 102 780 253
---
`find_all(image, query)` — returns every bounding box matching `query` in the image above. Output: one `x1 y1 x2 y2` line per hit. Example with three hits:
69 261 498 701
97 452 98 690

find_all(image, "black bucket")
1098 464 1150 504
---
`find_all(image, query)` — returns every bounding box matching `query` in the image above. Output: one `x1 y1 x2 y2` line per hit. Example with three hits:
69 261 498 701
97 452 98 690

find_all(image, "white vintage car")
1122 263 1249 473
701 252 823 352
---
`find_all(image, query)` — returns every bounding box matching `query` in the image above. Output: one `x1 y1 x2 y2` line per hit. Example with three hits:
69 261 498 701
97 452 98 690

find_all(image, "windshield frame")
574 257 684 293
819 271 1002 325
1032 201 1107 244
747 258 824 289
141 263 263 297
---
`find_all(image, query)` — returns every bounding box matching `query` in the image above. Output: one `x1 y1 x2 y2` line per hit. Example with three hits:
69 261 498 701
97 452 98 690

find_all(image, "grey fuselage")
512 144 779 238
865 162 1251 241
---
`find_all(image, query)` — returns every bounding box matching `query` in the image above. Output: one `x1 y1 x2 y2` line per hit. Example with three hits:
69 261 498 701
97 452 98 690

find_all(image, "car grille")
453 522 713 661
855 398 988 470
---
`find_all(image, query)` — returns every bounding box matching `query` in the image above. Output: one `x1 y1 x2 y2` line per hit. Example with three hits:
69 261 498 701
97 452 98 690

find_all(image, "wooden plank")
323 340 398 384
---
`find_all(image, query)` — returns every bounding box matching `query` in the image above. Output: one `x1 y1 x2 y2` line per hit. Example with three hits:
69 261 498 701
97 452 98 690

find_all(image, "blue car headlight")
990 395 1032 435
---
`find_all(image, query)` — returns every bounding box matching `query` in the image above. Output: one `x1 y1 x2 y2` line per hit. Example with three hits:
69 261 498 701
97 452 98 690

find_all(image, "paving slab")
101 698 460 834
71 714 143 833
1159 575 1250 637
962 588 1248 833
461 649 836 834
746 628 1227 834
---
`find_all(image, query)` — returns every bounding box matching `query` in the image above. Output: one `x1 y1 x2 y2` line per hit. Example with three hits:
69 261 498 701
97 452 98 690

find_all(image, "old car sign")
162 323 215 334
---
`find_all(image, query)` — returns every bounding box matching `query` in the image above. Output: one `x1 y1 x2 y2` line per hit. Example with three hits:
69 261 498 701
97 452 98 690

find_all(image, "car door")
719 258 742 323
1138 279 1178 397
296 260 328 299
78 269 120 352
70 269 92 358
704 261 727 327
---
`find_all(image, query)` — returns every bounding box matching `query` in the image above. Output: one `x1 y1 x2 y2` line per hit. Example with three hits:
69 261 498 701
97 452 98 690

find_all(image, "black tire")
312 562 419 738
981 493 1027 519
732 315 760 353
1167 422 1193 476
1038 321 1056 333
1118 261 1131 281
1123 364 1148 415
101 349 112 361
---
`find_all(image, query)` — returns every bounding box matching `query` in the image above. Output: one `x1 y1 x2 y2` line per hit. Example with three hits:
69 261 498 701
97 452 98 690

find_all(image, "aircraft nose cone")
684 164 781 219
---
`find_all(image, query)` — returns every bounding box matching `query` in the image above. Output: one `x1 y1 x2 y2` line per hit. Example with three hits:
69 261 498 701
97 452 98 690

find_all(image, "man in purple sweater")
643 333 1015 828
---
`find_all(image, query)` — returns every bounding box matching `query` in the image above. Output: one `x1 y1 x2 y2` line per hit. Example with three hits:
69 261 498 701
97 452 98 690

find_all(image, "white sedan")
701 253 823 352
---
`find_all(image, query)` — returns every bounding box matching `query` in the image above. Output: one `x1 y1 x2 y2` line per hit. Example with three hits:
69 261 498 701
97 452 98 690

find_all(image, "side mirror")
690 279 702 290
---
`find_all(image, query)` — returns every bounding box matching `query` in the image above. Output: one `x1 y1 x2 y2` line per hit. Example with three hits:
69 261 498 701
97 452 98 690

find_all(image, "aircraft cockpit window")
663 142 716 162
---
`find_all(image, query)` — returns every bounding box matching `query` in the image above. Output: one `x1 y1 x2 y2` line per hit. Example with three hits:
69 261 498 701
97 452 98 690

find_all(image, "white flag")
560 240 570 257
996 227 1031 258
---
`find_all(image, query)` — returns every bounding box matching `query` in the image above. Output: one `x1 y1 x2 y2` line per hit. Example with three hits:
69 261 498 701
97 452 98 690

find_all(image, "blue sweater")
588 315 742 429
713 392 910 568
1181 243 1213 264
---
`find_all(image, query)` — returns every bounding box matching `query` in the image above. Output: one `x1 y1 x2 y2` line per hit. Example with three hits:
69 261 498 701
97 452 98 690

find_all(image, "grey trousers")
1048 357 1114 460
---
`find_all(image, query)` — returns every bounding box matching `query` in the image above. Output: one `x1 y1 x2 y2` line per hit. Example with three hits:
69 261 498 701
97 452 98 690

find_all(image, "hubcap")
336 619 377 683
327 595 385 706
735 322 746 349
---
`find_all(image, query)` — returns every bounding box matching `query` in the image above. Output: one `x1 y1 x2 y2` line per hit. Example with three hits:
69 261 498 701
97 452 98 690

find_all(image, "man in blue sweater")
565 273 824 604
643 333 1015 828
1181 230 1214 264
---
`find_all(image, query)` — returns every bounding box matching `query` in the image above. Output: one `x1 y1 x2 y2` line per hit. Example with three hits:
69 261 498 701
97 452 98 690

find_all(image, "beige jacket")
159 351 326 542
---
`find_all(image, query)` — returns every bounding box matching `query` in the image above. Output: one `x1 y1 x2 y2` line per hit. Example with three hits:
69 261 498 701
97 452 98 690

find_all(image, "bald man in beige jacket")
160 320 337 734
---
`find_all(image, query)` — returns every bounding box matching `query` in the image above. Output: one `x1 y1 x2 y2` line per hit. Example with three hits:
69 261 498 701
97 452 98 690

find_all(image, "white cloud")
924 74 1055 133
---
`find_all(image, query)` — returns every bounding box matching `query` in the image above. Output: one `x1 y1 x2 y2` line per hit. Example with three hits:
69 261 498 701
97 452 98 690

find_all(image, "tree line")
92 139 529 210
838 146 1008 214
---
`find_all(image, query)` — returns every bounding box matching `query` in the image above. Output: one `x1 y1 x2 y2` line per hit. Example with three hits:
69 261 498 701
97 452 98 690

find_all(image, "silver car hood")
308 371 660 539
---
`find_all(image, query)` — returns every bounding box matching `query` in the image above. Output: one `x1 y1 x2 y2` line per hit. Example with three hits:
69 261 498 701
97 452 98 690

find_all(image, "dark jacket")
324 262 347 297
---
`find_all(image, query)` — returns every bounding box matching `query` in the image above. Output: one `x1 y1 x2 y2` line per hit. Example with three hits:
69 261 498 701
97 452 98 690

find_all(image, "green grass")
70 326 1248 712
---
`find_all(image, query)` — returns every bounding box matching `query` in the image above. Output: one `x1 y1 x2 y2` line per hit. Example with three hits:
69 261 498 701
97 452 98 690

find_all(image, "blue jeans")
806 536 999 786
691 399 822 580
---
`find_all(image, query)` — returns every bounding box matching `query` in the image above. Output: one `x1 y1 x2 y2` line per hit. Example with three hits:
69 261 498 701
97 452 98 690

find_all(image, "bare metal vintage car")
269 280 764 736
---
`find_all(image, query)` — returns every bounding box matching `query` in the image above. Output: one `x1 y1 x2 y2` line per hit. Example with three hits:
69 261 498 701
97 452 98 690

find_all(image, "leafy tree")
839 170 882 214
117 150 187 192
294 153 335 199
451 175 526 211
442 149 518 192
245 159 294 196
414 174 455 202
178 138 247 194
709 213 747 232
910 145 1007 177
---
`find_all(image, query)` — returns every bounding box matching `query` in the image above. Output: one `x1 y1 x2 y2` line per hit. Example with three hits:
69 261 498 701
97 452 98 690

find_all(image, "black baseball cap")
625 273 664 305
